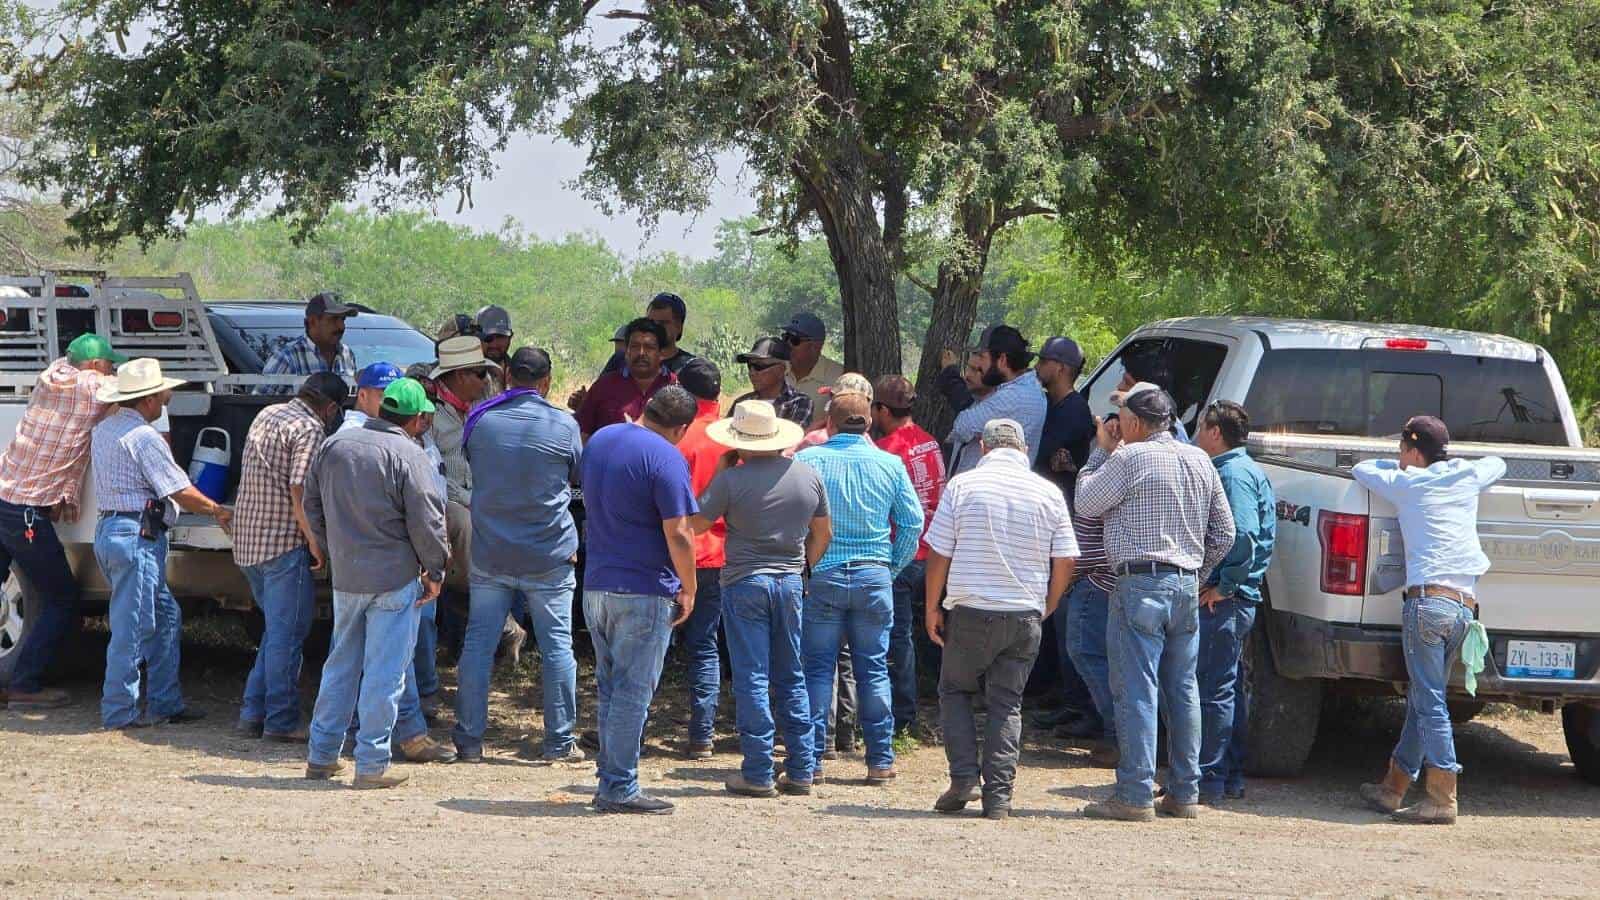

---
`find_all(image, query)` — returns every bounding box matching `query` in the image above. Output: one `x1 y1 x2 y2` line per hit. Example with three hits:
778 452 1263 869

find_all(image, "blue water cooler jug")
187 427 231 502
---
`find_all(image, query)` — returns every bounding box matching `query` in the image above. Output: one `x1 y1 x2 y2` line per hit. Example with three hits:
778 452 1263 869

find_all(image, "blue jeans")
1107 570 1201 806
454 565 579 758
94 515 183 728
414 598 439 699
308 582 422 776
584 590 674 803
889 560 924 730
1063 578 1116 744
1393 594 1472 776
802 564 896 772
682 569 724 746
239 546 316 734
1197 595 1257 798
722 573 814 785
0 499 81 693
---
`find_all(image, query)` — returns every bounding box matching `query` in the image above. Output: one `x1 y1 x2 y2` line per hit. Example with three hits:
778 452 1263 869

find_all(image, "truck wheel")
1447 700 1487 724
0 572 39 685
1243 621 1322 777
1563 703 1600 786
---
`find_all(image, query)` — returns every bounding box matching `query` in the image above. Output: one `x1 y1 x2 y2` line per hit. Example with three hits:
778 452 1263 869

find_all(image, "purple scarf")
462 387 541 446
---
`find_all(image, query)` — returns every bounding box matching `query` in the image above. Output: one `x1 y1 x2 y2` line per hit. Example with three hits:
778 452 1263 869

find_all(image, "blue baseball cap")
356 361 403 390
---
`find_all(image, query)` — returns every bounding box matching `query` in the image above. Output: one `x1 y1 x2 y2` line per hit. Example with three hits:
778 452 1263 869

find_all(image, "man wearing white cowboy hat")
90 358 233 730
691 400 831 798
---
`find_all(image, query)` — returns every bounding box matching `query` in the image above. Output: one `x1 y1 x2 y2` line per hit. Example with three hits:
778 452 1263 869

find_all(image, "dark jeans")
889 560 924 730
1197 596 1257 798
938 605 1043 810
0 499 80 693
682 569 724 746
1051 610 1095 715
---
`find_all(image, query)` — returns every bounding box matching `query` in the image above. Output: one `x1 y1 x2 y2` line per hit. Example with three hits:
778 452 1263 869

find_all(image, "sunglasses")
783 334 810 346
747 360 783 372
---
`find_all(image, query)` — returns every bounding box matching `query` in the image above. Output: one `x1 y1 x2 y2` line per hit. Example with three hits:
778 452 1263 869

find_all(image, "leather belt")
1115 561 1196 577
1404 584 1478 611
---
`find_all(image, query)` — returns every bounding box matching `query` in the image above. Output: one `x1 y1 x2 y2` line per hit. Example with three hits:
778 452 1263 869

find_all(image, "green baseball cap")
380 377 436 416
66 332 129 364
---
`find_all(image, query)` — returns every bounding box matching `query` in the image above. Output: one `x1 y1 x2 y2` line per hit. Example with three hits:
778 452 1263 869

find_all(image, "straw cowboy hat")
706 399 805 453
429 335 501 379
94 357 187 403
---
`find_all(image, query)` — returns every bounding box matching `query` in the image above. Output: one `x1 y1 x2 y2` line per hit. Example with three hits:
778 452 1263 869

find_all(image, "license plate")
1505 640 1577 679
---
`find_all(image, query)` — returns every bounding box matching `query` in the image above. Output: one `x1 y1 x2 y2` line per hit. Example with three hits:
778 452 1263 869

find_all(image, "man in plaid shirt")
0 334 126 709
255 292 358 395
1076 384 1234 822
232 373 346 741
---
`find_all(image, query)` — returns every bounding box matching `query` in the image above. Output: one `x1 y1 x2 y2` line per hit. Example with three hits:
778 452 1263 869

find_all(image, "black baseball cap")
676 357 722 401
781 312 826 342
1403 415 1450 460
968 323 1031 358
306 291 356 317
508 346 551 382
299 372 350 406
1039 336 1084 368
648 291 687 323
476 305 514 337
736 336 791 364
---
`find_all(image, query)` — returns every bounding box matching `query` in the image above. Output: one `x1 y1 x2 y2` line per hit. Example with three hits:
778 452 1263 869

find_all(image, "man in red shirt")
871 375 946 737
672 358 730 758
574 318 677 440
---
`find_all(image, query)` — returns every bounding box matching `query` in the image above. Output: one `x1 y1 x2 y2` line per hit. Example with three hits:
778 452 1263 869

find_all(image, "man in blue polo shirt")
454 348 585 763
581 385 701 815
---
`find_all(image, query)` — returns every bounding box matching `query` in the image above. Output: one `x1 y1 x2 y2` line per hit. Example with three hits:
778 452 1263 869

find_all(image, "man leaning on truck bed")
0 333 126 709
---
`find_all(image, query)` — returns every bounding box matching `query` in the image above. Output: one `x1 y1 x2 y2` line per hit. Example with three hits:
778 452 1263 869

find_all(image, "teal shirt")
1205 447 1276 602
796 433 924 574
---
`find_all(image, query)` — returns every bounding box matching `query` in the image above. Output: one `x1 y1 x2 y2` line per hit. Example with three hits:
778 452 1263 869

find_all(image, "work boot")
1088 742 1120 769
1155 794 1200 819
776 773 813 796
263 725 309 743
933 778 982 814
233 719 264 738
305 759 346 780
497 620 527 668
1081 799 1155 822
684 741 714 760
1392 768 1457 825
353 768 409 790
1359 759 1414 814
595 793 674 815
395 734 457 764
865 767 897 786
6 687 71 709
725 774 778 798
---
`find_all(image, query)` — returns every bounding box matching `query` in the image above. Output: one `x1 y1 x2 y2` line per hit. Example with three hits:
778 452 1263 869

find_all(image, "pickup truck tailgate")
171 512 232 550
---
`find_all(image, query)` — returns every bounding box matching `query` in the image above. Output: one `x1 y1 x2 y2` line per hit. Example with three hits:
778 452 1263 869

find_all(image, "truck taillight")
1384 337 1430 350
1318 510 1368 596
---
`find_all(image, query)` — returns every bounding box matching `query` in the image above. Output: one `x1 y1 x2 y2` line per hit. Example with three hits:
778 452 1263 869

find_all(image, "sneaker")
455 745 484 763
305 760 346 780
983 805 1011 821
395 734 457 764
233 719 265 738
685 741 714 760
579 730 602 752
776 773 813 796
353 768 409 790
263 726 309 743
1156 794 1200 819
725 774 778 798
541 746 587 765
865 767 897 786
1082 799 1156 822
934 778 981 813
594 793 674 815
6 687 71 709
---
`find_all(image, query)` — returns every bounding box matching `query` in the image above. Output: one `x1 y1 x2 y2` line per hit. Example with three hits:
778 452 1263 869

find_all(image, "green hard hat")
66 332 129 364
380 377 436 416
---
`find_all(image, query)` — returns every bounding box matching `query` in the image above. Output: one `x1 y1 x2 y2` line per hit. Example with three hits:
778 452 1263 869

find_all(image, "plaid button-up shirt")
1075 432 1235 576
91 408 190 513
255 335 357 395
734 382 813 428
0 358 110 508
233 398 328 567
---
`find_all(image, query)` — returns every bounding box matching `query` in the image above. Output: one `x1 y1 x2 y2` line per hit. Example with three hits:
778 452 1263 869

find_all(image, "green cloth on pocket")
1461 620 1490 697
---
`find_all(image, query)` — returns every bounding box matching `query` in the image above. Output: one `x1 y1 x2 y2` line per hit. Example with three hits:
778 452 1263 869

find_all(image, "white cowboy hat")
94 357 187 403
429 335 501 379
706 399 805 453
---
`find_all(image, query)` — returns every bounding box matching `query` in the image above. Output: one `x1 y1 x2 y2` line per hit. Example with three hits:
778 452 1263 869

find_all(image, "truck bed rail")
1248 432 1600 486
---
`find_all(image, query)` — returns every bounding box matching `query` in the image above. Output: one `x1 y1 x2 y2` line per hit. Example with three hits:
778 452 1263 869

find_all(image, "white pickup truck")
1079 317 1600 784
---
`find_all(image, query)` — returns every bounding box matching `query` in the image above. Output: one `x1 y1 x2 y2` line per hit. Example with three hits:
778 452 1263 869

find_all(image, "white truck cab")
1080 317 1600 783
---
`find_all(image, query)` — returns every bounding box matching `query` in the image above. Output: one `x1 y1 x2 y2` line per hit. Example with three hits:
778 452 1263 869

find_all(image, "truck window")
1243 349 1567 445
1082 337 1229 436
229 323 438 372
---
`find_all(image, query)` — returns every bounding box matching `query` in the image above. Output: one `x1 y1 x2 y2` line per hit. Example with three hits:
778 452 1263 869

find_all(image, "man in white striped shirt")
924 419 1078 820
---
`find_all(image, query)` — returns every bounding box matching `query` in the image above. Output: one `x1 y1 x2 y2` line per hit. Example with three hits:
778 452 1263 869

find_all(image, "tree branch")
904 269 937 299
1048 91 1189 144
601 10 652 22
995 203 1057 229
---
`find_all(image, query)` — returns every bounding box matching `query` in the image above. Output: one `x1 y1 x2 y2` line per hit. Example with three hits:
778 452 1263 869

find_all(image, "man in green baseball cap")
302 372 452 786
0 332 127 709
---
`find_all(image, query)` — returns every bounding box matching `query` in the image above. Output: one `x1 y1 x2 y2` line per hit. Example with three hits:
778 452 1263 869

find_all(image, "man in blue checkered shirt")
795 390 923 787
255 292 358 395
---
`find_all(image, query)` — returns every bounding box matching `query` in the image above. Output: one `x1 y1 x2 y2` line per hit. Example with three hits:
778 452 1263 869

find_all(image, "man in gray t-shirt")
691 400 831 798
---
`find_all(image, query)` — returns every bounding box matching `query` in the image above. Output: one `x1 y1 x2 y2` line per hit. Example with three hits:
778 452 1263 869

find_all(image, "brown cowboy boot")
1358 759 1413 814
1393 767 1457 825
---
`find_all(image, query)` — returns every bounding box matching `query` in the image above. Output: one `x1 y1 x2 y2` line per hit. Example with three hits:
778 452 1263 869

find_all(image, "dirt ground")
2 628 1598 899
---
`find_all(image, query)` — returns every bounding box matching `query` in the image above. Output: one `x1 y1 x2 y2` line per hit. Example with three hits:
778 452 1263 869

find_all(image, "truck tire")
0 571 40 685
1243 618 1322 778
1563 703 1600 786
1447 700 1487 724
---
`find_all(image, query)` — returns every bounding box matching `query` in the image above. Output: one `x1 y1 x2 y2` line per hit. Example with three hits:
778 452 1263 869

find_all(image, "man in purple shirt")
575 318 677 440
581 385 701 814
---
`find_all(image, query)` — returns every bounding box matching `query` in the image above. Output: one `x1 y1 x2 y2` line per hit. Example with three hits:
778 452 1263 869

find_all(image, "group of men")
0 289 1500 824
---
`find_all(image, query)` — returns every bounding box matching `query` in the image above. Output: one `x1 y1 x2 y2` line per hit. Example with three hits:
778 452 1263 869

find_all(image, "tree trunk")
795 155 902 379
912 204 995 438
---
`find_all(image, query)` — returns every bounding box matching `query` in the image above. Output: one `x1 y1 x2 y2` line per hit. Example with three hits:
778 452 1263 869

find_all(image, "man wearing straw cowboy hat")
690 399 831 798
90 358 233 730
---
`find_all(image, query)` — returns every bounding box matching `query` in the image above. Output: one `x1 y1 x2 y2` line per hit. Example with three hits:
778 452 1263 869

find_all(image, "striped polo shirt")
925 447 1079 614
